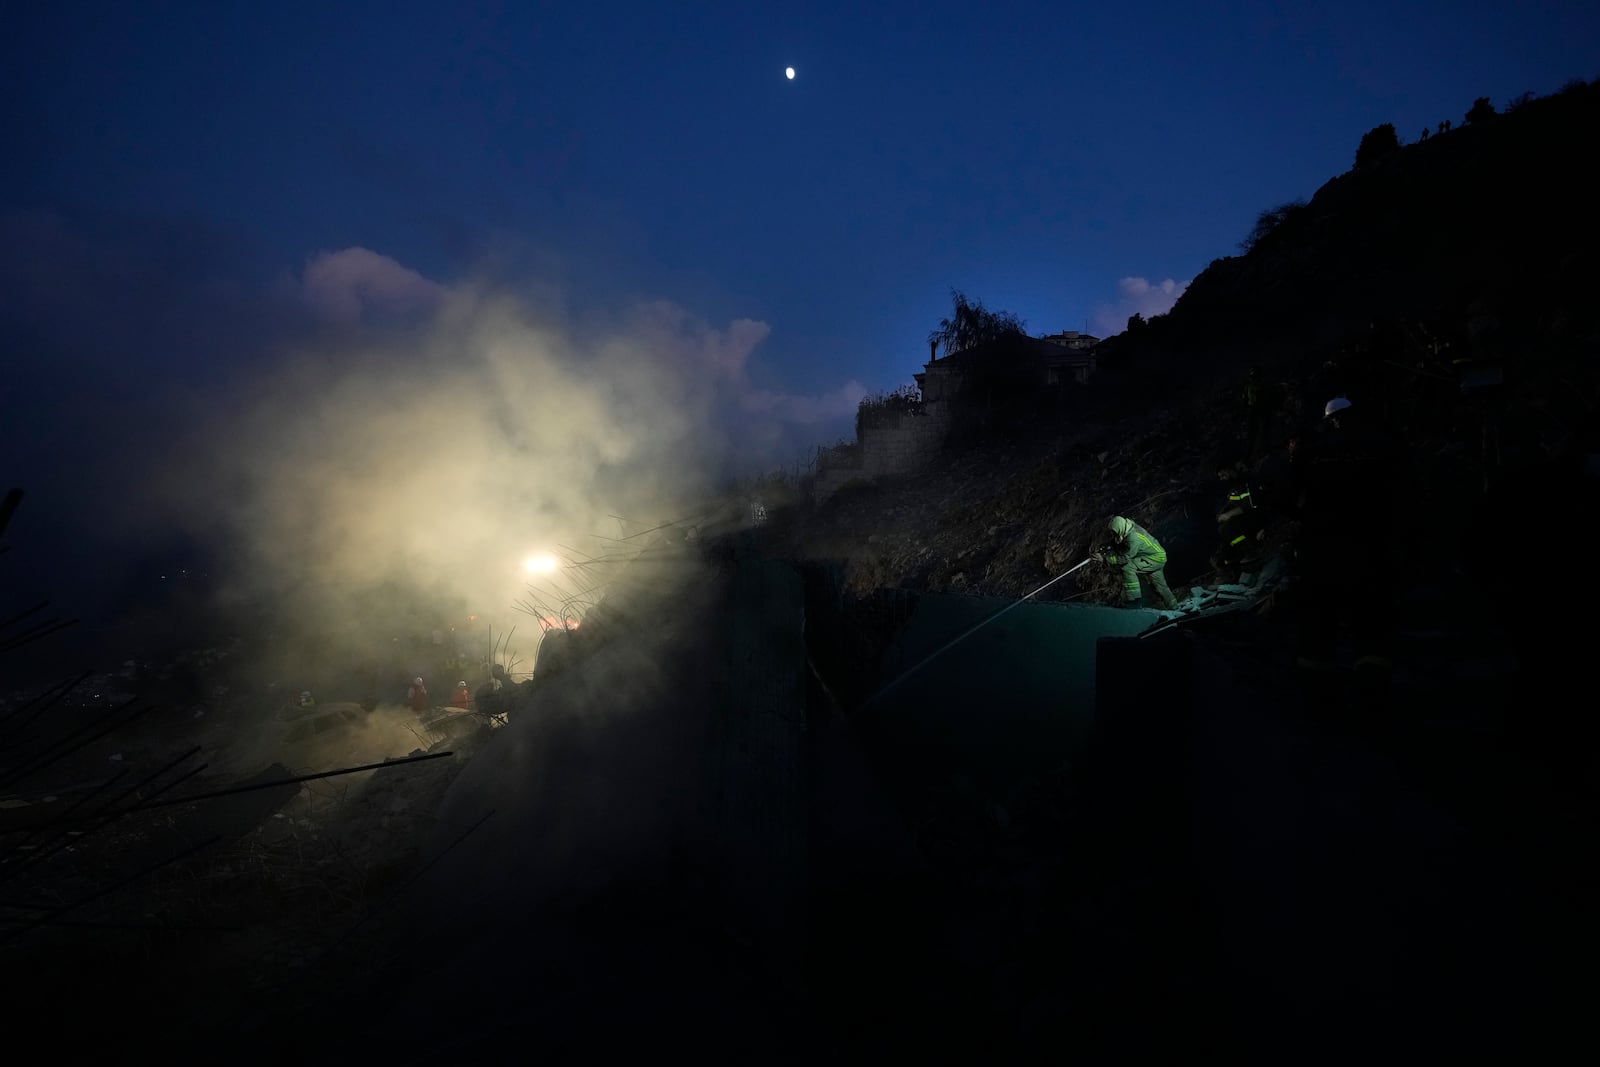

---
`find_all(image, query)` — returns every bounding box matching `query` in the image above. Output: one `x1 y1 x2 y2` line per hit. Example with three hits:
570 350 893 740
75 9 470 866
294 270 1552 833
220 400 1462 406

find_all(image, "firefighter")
407 676 430 712
1094 516 1178 609
1213 459 1268 575
450 680 471 711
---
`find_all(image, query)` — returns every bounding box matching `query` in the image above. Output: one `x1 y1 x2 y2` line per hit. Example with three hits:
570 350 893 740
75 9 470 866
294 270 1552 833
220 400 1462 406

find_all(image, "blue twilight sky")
2 1 1597 605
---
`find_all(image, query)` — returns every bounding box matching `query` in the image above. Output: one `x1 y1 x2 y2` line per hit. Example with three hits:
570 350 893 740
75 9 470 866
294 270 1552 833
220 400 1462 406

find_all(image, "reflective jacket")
1217 482 1258 524
1105 521 1167 568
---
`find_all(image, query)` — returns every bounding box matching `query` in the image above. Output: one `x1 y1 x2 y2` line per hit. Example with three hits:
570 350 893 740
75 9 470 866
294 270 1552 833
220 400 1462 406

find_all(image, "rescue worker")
474 678 500 715
450 680 471 711
298 690 315 708
475 671 508 720
407 676 429 712
1289 396 1398 676
1213 459 1268 574
1094 516 1178 610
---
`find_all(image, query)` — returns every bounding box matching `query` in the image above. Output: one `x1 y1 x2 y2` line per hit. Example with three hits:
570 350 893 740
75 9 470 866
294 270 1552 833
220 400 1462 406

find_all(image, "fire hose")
858 556 1096 712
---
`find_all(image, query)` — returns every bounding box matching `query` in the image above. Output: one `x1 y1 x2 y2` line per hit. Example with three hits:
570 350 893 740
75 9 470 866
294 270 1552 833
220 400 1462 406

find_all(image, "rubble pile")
785 378 1298 616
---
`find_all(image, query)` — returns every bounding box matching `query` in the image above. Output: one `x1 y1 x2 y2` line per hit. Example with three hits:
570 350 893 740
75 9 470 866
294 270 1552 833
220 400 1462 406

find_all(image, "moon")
785 66 795 80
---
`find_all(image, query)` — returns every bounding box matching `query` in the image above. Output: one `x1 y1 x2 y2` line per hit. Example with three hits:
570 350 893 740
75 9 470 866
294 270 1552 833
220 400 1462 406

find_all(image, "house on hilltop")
812 330 1102 501
1042 329 1100 351
1041 330 1101 384
915 330 1101 405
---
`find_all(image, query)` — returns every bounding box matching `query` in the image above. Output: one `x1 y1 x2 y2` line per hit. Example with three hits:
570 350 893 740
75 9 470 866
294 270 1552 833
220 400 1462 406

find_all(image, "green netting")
866 594 1157 791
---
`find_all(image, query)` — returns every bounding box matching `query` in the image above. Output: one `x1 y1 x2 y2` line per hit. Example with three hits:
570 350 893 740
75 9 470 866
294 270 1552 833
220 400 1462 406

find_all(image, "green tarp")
867 594 1158 791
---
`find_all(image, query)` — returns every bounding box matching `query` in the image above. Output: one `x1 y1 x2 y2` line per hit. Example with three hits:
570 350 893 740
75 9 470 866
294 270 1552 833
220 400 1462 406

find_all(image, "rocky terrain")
778 82 1600 637
0 650 489 1028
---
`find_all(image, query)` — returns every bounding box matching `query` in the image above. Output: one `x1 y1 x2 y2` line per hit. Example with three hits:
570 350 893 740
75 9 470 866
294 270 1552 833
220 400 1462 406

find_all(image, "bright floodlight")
524 553 559 575
785 67 795 80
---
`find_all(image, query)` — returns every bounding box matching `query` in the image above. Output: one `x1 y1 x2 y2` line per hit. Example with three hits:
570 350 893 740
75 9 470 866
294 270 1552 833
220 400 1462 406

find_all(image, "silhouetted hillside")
1095 79 1600 406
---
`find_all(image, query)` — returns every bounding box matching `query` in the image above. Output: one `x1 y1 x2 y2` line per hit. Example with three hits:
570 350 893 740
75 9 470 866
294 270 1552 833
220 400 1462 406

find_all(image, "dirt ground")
0 664 495 1046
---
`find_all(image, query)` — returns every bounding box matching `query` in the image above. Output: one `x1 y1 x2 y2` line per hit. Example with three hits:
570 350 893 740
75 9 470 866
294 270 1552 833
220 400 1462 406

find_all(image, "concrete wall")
859 408 949 476
813 405 952 501
812 466 869 500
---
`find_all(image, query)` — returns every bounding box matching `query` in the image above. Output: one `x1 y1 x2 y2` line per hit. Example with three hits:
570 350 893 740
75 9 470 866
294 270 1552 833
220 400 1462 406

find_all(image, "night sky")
3 1 1597 617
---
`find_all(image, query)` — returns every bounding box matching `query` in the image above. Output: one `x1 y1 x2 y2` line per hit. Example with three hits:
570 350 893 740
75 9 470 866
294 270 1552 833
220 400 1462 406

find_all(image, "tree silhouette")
1126 312 1146 332
1239 199 1307 253
1465 96 1497 124
1354 122 1400 168
928 289 1027 357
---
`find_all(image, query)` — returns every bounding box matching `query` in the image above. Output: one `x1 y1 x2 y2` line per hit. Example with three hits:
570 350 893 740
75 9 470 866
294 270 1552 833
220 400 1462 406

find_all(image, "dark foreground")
4 555 1586 1064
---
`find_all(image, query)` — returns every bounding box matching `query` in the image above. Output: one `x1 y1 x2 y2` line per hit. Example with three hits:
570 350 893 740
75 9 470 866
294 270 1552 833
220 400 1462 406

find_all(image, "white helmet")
1324 396 1353 418
413 676 424 685
457 680 467 688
